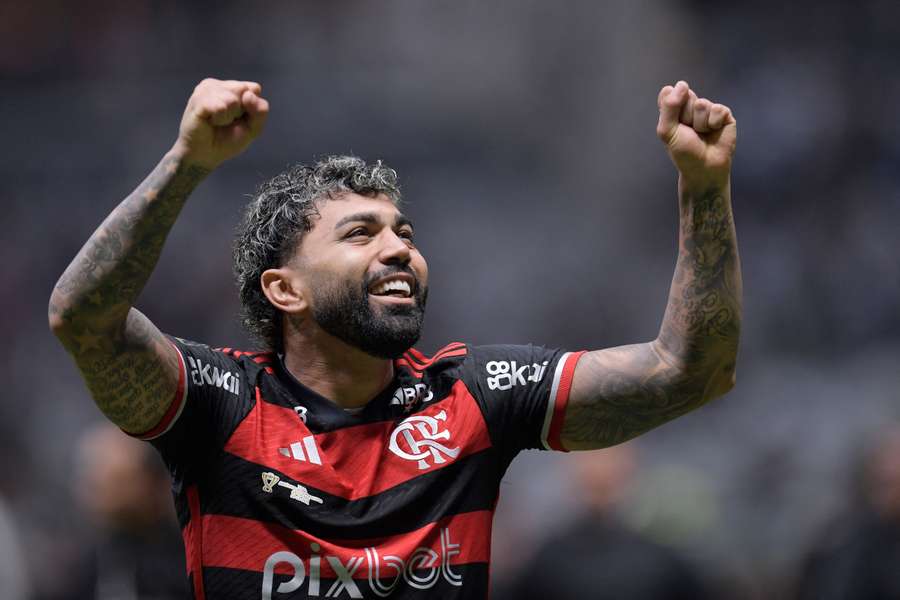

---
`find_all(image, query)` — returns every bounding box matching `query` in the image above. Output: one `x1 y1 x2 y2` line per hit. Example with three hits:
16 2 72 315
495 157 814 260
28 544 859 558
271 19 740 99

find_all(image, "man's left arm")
562 81 742 451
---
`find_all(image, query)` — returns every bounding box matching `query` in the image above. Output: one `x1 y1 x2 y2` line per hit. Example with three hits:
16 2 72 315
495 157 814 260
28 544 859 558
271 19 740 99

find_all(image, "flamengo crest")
388 410 460 470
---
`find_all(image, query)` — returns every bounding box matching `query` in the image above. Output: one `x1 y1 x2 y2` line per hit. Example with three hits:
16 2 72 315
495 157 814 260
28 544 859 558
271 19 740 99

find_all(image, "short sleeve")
125 336 253 475
460 345 585 458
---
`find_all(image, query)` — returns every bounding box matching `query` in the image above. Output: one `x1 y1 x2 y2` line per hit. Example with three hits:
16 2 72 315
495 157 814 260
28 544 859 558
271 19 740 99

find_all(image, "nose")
377 229 412 265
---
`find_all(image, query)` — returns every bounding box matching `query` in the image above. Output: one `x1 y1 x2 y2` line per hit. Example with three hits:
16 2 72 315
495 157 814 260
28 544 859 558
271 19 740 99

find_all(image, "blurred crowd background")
3 1 899 598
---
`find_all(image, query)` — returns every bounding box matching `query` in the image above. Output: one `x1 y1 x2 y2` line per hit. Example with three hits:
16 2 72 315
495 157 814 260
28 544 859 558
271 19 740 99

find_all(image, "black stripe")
197 448 503 540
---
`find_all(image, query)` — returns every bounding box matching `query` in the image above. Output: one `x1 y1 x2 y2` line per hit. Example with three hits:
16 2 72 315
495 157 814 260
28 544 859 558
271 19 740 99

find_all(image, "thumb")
656 81 688 144
718 110 738 151
242 90 270 138
716 120 738 157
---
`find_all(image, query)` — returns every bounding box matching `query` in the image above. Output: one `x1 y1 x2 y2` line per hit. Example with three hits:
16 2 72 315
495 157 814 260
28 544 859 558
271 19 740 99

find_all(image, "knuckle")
213 97 238 112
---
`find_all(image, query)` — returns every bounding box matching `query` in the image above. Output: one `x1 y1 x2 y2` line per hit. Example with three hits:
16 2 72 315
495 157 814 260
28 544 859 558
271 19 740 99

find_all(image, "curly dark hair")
233 155 402 351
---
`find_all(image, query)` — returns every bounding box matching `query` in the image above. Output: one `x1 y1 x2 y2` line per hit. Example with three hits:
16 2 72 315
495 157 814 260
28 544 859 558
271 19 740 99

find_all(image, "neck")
282 324 395 410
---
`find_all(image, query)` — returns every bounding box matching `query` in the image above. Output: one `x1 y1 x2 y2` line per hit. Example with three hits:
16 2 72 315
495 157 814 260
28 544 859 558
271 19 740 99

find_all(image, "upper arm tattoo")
562 343 702 450
562 186 741 451
71 309 180 433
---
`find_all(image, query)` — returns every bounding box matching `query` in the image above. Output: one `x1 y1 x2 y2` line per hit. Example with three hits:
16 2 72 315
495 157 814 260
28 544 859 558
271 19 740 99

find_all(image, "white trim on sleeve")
540 352 572 450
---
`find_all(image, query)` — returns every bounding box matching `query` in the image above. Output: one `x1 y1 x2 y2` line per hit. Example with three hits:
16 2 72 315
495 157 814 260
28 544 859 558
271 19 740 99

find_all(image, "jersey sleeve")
125 336 253 474
460 345 585 457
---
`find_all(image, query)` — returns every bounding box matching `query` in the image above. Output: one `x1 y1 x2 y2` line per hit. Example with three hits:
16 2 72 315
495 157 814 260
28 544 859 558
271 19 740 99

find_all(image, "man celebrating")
49 78 740 599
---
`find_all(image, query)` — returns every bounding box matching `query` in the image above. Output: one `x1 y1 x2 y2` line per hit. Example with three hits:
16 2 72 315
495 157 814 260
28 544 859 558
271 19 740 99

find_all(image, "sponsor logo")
485 360 549 391
261 472 323 506
389 383 434 412
261 528 462 599
294 405 309 424
279 436 322 465
187 356 240 395
388 410 459 470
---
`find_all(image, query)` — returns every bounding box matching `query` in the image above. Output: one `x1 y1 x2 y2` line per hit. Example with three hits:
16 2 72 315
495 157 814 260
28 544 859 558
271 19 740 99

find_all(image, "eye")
346 227 370 239
398 228 415 242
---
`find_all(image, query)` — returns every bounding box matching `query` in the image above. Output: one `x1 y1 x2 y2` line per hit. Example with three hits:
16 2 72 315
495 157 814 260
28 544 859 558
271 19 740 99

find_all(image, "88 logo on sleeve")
485 360 549 391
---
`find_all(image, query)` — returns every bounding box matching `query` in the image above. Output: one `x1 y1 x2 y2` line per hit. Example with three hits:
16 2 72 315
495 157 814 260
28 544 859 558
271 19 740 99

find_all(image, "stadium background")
2 1 899 597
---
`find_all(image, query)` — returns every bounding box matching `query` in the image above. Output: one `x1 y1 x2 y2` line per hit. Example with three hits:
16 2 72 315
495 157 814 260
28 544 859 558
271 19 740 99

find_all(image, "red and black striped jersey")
133 337 584 599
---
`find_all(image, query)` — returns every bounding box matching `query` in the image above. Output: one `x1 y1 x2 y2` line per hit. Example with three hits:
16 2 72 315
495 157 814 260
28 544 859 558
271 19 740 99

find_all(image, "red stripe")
183 486 206 599
425 348 468 366
224 381 491 500
127 343 187 440
198 510 492 576
395 359 424 378
218 348 274 363
434 341 466 354
396 344 467 378
404 342 466 371
548 351 586 452
400 352 429 370
402 343 466 369
405 346 429 365
427 343 466 363
397 348 467 375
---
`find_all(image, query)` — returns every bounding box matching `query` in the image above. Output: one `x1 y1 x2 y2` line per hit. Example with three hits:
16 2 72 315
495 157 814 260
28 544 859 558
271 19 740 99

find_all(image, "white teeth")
371 279 412 296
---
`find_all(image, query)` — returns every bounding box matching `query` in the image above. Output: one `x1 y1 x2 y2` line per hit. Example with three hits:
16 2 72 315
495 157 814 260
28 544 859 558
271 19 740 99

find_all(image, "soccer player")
49 78 740 599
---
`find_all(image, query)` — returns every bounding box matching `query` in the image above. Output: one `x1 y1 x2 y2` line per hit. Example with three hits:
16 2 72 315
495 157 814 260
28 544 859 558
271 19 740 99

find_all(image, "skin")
49 79 269 433
262 192 428 408
49 78 740 447
562 81 741 450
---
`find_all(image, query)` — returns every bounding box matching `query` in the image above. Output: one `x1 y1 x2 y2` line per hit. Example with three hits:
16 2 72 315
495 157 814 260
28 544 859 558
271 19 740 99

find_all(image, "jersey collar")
272 354 410 428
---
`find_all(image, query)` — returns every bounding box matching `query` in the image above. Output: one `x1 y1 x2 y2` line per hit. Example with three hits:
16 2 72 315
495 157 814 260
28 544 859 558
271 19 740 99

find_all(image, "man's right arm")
48 78 269 434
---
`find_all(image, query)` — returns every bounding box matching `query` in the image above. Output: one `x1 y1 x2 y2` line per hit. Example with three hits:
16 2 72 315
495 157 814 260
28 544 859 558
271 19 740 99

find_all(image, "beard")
308 267 427 359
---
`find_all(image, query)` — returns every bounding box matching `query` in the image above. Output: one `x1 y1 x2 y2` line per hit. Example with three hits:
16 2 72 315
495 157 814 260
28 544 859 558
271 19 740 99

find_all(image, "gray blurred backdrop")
3 1 899 598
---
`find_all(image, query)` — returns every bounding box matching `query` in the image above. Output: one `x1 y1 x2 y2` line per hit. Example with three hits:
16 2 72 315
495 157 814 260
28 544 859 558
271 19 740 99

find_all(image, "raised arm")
48 78 269 434
562 81 742 450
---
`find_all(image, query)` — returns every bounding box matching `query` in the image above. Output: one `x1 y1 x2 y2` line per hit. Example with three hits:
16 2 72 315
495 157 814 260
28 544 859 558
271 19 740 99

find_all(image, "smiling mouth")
369 280 412 298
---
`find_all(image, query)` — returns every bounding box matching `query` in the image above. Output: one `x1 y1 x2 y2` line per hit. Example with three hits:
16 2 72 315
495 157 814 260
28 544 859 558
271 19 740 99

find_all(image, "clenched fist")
172 78 270 170
657 81 736 188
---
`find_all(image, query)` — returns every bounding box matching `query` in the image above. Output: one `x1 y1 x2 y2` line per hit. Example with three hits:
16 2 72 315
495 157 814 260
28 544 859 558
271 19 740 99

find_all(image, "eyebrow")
333 212 414 231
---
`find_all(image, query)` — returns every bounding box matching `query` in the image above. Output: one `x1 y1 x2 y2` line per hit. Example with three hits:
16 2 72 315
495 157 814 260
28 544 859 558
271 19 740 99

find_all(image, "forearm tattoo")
657 188 741 370
562 186 741 449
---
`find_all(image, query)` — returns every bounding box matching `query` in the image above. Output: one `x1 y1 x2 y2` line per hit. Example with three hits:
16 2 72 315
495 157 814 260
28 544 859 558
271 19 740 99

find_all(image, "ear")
260 267 308 315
